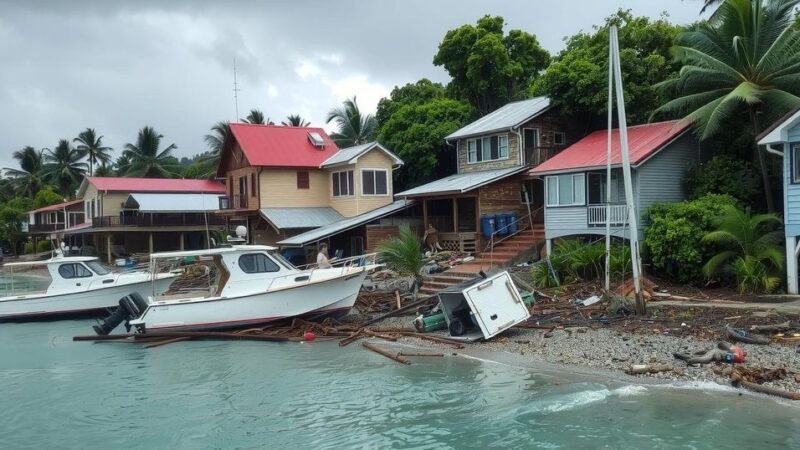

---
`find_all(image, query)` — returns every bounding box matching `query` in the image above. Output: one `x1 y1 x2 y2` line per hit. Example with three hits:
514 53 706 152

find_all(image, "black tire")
449 318 465 336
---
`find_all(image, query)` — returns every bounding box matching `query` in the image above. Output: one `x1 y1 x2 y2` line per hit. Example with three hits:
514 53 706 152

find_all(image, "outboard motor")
93 292 150 335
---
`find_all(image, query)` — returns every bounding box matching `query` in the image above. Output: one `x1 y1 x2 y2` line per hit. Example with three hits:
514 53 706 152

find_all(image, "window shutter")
491 136 499 160
332 173 340 196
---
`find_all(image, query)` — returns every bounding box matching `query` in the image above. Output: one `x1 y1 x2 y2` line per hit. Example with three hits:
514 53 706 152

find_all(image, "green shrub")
609 244 632 279
23 242 32 254
23 240 53 254
685 156 759 205
531 261 560 288
532 238 630 287
731 256 781 294
643 194 738 284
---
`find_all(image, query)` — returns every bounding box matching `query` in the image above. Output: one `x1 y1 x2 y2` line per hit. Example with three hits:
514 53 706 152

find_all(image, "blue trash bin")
481 215 496 239
495 213 509 236
507 212 519 234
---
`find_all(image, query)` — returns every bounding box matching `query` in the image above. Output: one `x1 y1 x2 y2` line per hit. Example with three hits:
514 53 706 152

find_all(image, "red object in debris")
304 332 316 342
730 346 746 363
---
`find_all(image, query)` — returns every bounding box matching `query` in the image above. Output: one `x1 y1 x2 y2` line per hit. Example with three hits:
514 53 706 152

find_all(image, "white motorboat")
0 256 175 320
100 245 378 333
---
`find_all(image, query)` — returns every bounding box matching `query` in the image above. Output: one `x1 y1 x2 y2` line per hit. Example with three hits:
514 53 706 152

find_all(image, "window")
86 260 111 275
467 134 509 163
58 263 93 279
545 174 586 206
588 173 620 204
297 171 310 189
238 253 280 273
332 170 354 197
794 143 800 183
362 170 388 195
553 131 566 145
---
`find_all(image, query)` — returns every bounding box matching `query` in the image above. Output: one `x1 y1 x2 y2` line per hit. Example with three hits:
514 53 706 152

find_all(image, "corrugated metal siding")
636 133 698 227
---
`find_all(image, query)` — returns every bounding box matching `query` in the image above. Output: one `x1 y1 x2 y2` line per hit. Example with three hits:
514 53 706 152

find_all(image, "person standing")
316 242 333 268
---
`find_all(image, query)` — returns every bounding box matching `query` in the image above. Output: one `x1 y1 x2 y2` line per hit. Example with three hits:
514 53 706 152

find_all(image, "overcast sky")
0 0 707 170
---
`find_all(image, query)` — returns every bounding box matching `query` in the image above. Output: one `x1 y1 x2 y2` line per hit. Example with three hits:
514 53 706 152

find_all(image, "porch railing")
587 204 627 226
92 214 226 228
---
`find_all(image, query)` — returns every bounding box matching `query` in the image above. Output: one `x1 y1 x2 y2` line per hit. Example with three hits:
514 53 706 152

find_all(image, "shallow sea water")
0 319 798 449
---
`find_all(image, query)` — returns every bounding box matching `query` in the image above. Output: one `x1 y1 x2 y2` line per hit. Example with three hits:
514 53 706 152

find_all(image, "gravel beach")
366 315 800 395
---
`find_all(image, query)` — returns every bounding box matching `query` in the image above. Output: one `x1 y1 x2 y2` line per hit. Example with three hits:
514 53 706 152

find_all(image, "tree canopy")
433 15 550 115
326 96 377 148
32 186 65 209
122 126 180 178
531 10 683 126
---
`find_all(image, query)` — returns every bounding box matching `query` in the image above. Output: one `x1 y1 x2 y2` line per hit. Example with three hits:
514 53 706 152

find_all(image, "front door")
457 197 477 232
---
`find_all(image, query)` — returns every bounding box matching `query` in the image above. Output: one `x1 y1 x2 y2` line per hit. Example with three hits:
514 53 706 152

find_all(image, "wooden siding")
785 124 800 234
636 132 698 227
456 132 520 173
99 193 128 217
259 169 329 208
454 107 586 173
329 147 396 217
478 174 528 217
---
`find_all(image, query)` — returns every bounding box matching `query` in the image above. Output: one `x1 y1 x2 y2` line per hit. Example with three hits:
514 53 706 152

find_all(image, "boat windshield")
269 251 296 270
0 264 52 296
85 260 111 276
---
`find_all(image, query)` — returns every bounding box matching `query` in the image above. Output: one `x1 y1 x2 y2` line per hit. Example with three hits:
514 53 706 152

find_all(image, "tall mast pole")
610 25 645 314
604 28 614 294
233 58 241 121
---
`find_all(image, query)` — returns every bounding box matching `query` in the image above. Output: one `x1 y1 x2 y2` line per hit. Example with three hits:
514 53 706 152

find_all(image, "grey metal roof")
277 199 416 247
396 166 528 198
320 141 404 168
445 97 551 141
259 207 344 230
123 193 221 212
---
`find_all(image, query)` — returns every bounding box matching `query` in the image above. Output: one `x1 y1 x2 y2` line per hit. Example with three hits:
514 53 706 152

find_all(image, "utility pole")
609 25 646 314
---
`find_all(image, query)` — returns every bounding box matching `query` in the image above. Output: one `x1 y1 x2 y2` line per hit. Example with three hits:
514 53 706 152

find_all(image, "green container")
414 291 536 333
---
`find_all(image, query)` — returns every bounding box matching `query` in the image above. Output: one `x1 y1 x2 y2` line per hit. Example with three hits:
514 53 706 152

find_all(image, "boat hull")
0 276 174 321
132 269 369 332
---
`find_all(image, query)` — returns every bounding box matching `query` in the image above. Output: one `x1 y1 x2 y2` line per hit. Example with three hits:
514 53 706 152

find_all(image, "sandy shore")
366 315 800 395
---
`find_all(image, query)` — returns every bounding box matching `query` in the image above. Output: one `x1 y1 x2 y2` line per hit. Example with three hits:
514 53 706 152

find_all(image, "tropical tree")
242 109 268 124
92 163 114 177
73 128 112 176
655 0 800 212
702 204 784 293
43 139 88 196
281 114 310 127
32 186 64 209
0 198 29 256
376 79 448 128
326 96 377 147
433 15 550 115
122 126 179 177
531 10 682 127
4 146 45 197
113 154 131 176
376 225 426 299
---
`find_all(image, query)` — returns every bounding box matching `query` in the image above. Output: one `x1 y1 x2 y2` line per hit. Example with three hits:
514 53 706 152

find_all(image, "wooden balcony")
28 223 64 233
92 213 226 228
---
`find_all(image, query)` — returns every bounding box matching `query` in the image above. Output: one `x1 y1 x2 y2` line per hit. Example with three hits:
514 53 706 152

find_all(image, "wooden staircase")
419 225 545 296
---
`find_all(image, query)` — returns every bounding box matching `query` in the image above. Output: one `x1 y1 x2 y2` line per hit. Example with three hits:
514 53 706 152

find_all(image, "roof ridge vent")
307 131 325 149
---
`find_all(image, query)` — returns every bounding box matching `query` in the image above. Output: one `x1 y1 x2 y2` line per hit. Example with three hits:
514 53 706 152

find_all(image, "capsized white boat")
0 255 175 320
98 245 379 333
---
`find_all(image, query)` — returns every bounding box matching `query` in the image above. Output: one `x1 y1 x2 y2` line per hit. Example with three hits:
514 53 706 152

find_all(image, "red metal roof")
227 123 339 168
529 120 691 175
29 199 84 214
87 177 225 193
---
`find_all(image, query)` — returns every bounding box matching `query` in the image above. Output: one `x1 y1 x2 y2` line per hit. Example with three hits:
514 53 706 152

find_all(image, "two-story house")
395 97 581 258
216 124 407 253
73 177 226 261
757 106 800 293
26 199 86 253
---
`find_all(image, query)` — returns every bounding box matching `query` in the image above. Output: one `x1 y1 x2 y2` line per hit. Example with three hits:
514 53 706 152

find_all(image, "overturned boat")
95 245 378 334
0 256 175 321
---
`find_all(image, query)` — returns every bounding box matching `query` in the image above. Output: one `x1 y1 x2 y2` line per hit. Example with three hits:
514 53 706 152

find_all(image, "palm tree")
43 139 88 196
4 146 45 197
201 121 229 172
281 114 310 127
376 225 425 299
122 126 179 177
242 109 269 125
73 128 112 176
655 0 800 212
93 163 114 177
113 154 131 176
326 96 377 147
702 204 784 292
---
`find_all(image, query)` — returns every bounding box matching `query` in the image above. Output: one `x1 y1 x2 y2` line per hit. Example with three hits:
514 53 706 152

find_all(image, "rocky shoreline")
367 315 800 397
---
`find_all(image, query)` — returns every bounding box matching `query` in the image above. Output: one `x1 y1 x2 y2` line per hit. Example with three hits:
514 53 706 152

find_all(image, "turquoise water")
1 320 799 449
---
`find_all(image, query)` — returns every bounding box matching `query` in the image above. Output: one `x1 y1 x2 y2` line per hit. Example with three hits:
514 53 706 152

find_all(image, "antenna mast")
233 58 241 121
